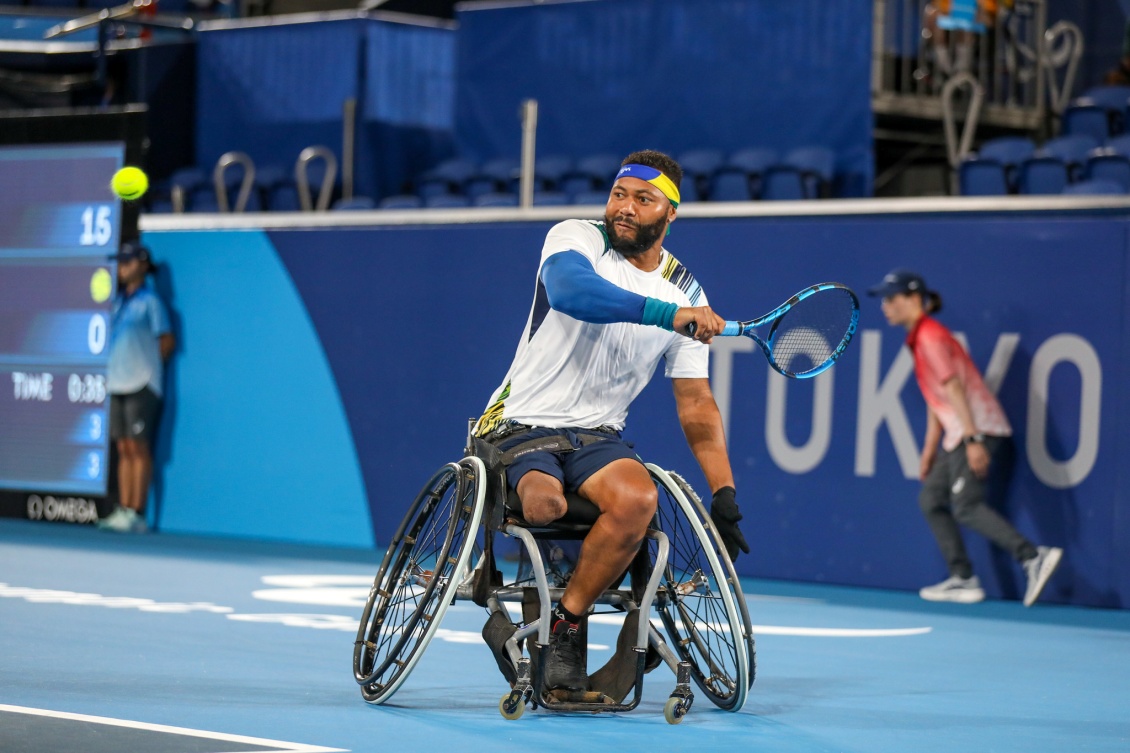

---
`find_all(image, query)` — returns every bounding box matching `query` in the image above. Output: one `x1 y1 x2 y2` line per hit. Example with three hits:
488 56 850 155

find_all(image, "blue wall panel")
454 0 874 196
145 210 1129 607
145 230 372 548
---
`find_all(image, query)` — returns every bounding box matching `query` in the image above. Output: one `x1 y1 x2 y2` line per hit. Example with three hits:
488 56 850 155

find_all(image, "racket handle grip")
684 321 742 337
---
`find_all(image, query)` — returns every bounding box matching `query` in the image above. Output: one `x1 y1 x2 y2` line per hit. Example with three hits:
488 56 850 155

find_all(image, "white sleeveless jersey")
476 219 709 435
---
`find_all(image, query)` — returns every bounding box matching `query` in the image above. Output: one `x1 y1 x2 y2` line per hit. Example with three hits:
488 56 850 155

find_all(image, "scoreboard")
0 143 123 495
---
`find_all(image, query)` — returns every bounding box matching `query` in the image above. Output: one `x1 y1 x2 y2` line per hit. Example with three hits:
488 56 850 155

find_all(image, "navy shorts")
493 427 641 493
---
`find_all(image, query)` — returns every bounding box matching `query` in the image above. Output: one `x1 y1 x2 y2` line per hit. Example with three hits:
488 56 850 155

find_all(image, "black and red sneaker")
543 619 589 691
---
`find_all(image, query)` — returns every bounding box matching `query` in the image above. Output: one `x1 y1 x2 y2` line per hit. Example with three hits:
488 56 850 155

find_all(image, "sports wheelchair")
352 428 755 724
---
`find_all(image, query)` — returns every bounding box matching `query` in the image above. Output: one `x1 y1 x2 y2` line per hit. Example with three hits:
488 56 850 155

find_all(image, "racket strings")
768 289 856 376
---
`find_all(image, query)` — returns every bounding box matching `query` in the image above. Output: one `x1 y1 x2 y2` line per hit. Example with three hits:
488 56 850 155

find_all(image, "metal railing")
872 0 1061 130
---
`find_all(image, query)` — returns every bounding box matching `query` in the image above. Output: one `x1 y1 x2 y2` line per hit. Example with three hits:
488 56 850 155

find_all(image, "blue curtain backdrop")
454 0 874 196
195 17 456 202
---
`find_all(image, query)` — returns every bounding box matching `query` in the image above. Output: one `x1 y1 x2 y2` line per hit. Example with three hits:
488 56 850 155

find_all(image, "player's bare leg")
563 459 657 614
117 438 138 512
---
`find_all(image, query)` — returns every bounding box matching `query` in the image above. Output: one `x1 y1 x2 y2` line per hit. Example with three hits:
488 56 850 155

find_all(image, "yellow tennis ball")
90 268 112 303
111 166 148 201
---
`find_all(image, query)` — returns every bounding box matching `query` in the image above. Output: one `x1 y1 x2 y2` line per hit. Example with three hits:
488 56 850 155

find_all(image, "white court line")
0 705 347 753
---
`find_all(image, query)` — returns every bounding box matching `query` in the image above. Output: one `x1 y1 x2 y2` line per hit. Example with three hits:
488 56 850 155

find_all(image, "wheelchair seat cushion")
505 487 600 531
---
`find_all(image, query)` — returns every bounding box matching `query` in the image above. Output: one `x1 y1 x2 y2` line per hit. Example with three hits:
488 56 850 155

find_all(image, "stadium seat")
416 158 477 199
465 157 521 198
254 166 294 211
783 146 836 198
532 191 570 206
560 153 621 195
1017 157 1068 195
1105 134 1130 157
958 158 1009 196
1062 100 1112 143
761 167 806 200
677 148 726 198
332 196 376 211
473 192 520 207
976 136 1035 192
1084 149 1130 191
378 194 424 210
571 190 610 205
708 171 754 201
707 148 774 200
534 155 574 192
1079 85 1130 134
1038 135 1100 181
425 194 471 208
1062 178 1127 195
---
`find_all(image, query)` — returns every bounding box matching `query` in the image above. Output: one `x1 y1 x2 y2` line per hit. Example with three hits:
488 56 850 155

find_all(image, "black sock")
552 602 583 626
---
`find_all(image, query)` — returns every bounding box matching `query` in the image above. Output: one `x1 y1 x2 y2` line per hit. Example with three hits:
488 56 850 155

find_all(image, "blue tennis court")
2 518 1127 753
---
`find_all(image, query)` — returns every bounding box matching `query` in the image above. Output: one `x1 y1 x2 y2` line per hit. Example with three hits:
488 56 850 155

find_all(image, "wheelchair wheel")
353 456 486 704
646 464 755 712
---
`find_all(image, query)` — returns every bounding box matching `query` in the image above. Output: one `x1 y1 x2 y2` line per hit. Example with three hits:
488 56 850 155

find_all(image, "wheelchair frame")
353 443 756 724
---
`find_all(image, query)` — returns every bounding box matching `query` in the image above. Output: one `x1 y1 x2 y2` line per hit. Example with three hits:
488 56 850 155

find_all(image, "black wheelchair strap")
498 431 612 466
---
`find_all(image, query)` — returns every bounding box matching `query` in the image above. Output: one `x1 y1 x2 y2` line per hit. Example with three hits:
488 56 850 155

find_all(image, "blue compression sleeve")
540 251 679 329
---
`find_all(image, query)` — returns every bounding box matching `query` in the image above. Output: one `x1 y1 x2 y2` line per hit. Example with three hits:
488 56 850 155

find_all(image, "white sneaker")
919 575 985 604
101 507 143 533
1023 546 1063 607
96 507 128 530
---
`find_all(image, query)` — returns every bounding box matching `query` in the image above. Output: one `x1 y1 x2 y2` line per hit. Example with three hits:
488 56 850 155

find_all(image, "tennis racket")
690 282 860 379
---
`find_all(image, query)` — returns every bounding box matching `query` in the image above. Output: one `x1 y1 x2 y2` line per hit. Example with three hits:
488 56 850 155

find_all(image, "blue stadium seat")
1063 101 1112 143
378 194 424 210
976 136 1035 192
761 167 806 200
677 148 725 199
1062 178 1127 195
532 191 570 206
534 155 574 192
425 194 471 208
416 158 477 199
708 171 754 201
958 158 1008 196
1105 134 1130 157
1017 157 1068 195
474 192 520 207
465 157 521 198
571 190 609 205
561 153 621 195
1079 85 1130 134
784 146 836 198
254 166 293 211
709 147 775 200
1038 134 1100 181
1084 149 1130 191
332 196 376 211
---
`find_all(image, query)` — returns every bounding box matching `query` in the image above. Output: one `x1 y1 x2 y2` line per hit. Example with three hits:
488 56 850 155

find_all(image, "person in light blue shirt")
100 241 175 533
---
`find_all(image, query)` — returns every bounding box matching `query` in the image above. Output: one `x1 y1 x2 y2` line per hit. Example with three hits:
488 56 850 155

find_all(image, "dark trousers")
918 436 1036 579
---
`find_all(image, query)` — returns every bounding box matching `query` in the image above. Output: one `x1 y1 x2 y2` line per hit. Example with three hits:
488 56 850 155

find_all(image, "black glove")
710 486 749 562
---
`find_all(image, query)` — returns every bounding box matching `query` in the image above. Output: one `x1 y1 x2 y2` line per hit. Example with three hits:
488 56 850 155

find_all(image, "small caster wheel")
664 696 688 725
500 691 525 720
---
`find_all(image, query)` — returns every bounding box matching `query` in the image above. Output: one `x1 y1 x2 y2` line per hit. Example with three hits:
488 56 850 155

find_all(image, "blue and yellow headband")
615 164 680 207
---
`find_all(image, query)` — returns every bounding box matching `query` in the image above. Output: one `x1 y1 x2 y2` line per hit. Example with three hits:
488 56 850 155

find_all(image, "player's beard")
604 212 668 258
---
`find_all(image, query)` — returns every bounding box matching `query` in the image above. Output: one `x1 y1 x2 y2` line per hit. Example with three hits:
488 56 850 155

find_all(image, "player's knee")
604 484 657 533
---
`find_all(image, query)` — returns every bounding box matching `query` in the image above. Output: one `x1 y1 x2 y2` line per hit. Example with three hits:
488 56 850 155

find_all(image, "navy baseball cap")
867 268 929 298
112 241 151 263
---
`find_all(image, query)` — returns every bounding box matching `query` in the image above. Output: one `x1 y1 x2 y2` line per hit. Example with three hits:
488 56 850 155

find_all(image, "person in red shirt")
869 269 1062 606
